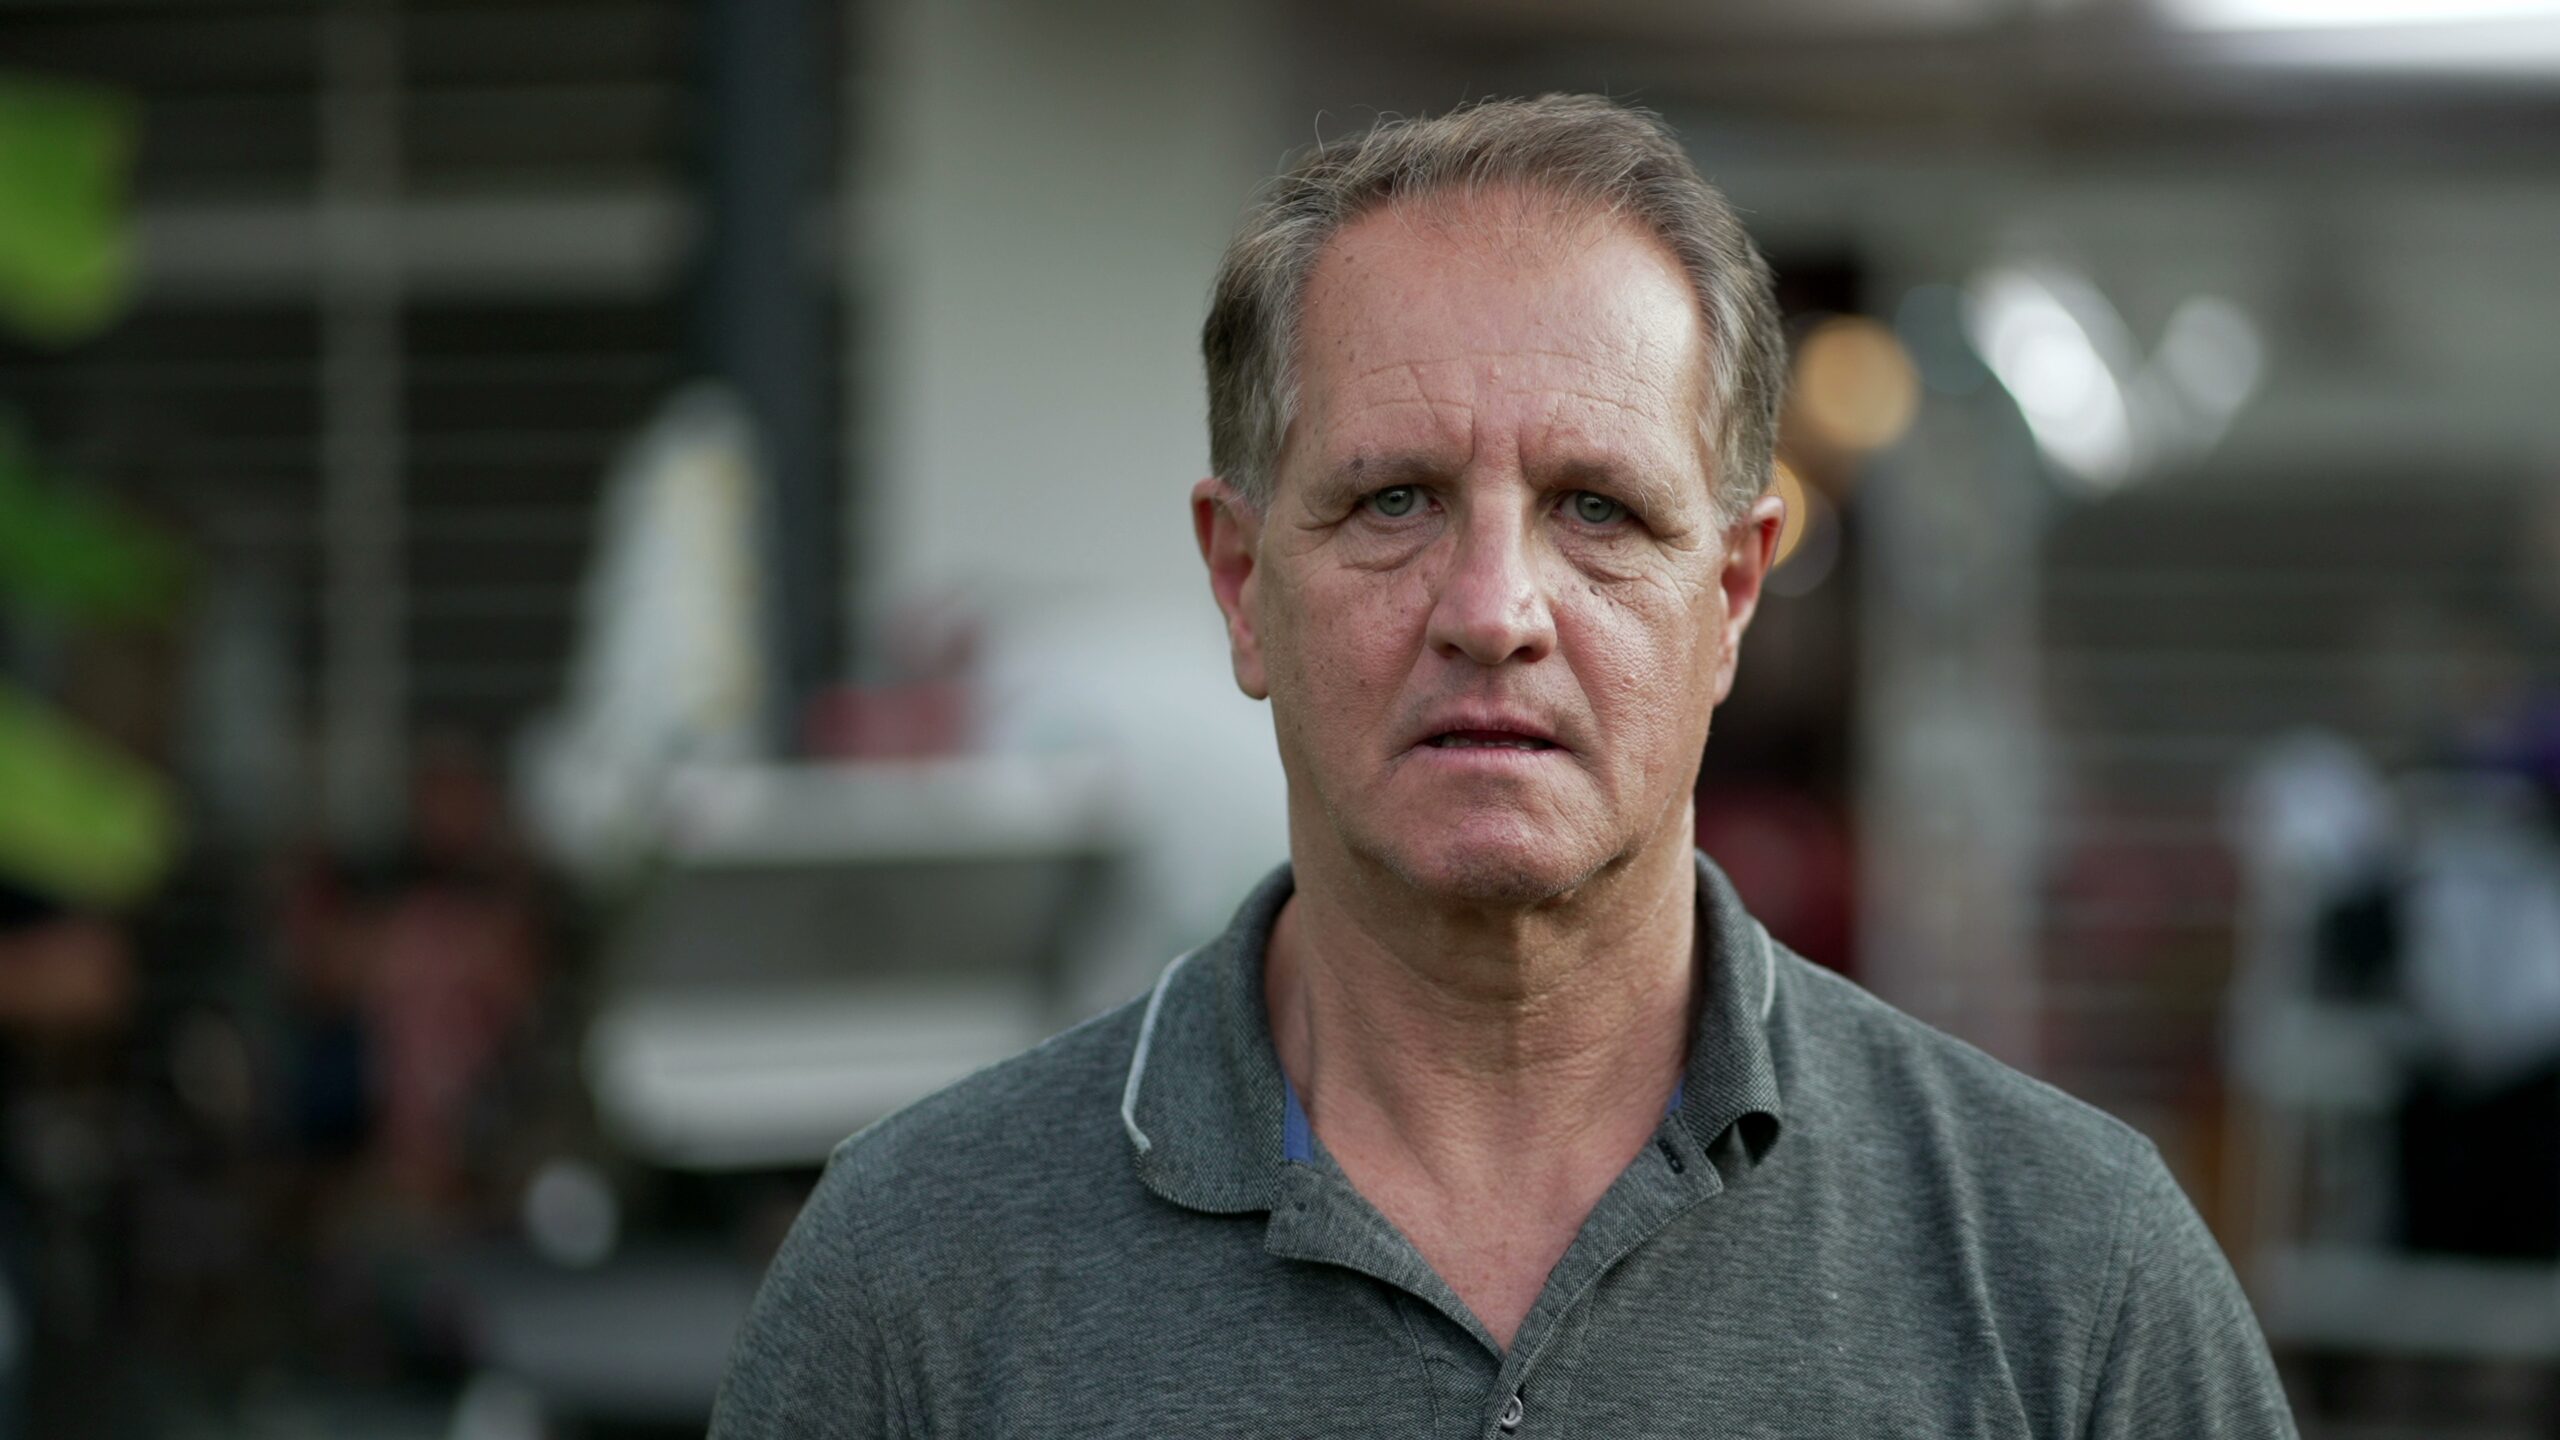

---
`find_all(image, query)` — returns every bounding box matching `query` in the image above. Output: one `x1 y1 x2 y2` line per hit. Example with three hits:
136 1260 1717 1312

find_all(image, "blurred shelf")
590 754 1132 1171
656 753 1130 868
451 1241 761 1426
2232 1000 2418 1113
587 982 1053 1171
2261 1245 2560 1361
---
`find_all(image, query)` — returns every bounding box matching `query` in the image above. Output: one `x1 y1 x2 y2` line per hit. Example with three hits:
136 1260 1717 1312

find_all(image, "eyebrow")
1309 447 1701 516
1543 455 1692 515
1309 451 1454 503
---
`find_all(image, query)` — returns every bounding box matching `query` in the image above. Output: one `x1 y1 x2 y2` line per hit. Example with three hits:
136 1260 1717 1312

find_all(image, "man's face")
1196 192 1784 905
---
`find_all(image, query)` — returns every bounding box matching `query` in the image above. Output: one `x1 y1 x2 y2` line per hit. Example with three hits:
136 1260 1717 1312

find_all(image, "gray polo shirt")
711 851 2295 1438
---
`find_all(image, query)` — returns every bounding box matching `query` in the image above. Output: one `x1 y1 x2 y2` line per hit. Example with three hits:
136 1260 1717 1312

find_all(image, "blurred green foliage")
0 73 136 344
0 682 177 907
0 73 177 906
0 425 186 624
0 73 180 627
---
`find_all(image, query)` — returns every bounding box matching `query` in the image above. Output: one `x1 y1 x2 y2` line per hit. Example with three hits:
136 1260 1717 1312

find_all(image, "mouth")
1422 729 1560 753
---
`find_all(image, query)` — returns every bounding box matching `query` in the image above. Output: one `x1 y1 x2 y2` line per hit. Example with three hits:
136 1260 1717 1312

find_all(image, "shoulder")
836 993 1147 1163
821 993 1148 1214
777 994 1154 1288
1772 946 2151 1183
1762 943 2174 1327
1759 950 2281 1426
713 997 1160 1434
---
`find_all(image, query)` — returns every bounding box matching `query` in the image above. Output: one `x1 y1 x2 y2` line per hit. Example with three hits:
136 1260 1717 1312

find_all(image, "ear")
1708 485 1788 706
1192 477 1269 700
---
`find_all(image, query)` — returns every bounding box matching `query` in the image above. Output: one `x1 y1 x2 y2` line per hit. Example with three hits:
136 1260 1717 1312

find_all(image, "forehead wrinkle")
1317 352 1478 461
1317 347 1471 425
1331 349 1678 441
1512 327 1717 512
1303 397 1474 499
1337 345 1613 383
1332 353 1436 400
1521 371 1688 460
1300 193 1716 509
1520 392 1704 520
1321 369 1696 508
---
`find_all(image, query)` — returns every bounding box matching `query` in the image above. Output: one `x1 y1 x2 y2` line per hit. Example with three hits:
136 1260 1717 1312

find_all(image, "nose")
1424 506 1556 667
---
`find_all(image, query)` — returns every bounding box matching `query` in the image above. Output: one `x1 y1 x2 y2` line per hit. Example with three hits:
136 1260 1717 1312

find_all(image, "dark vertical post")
699 0 833 753
318 0 407 850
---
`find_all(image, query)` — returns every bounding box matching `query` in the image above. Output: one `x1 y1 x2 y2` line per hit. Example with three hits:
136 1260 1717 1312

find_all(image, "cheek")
1261 565 1435 774
1567 575 1727 767
1285 565 1433 698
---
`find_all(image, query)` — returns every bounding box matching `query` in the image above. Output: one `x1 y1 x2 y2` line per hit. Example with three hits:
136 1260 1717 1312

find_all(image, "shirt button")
1498 1392 1524 1431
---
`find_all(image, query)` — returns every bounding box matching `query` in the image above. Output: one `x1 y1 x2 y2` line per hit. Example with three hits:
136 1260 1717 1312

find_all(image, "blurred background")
1 0 2558 1434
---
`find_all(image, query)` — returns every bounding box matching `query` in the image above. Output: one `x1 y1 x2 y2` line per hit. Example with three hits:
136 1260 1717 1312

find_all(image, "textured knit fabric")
710 851 2296 1439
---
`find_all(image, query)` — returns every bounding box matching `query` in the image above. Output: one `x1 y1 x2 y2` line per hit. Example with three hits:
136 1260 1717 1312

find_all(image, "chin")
1365 820 1609 908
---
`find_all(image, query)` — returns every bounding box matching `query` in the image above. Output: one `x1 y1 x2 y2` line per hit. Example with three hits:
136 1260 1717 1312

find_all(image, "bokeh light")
1790 315 1923 458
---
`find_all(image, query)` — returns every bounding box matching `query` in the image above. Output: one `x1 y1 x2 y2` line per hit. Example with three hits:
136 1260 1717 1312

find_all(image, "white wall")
855 0 1295 997
861 0 1286 608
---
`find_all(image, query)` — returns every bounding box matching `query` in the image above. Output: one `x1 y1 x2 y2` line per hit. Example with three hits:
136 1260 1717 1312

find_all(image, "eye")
1366 485 1422 519
1568 491 1627 525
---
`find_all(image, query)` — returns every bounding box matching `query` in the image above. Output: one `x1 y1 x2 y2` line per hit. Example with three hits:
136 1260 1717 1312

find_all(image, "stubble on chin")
1332 799 1625 912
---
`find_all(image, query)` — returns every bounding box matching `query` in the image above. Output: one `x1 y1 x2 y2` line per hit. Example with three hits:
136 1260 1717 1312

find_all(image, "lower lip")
1410 739 1565 764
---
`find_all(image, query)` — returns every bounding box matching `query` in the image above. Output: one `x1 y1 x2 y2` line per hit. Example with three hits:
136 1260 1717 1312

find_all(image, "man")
712 95 2294 1437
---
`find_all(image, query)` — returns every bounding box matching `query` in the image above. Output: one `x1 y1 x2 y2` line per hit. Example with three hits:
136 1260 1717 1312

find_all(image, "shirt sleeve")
709 1150 908 1439
2082 1142 2298 1440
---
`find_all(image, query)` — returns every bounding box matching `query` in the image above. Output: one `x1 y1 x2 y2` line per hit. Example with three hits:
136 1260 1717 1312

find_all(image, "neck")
1265 821 1699 1193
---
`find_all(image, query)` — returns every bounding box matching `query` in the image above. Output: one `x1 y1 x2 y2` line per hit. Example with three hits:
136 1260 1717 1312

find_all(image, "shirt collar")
1121 849 1787 1215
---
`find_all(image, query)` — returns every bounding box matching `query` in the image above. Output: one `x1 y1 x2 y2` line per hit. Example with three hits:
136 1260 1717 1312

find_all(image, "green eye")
1368 486 1421 518
1572 491 1625 525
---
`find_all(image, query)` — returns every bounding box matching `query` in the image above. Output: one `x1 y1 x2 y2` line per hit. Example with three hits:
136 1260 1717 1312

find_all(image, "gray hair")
1202 94 1786 521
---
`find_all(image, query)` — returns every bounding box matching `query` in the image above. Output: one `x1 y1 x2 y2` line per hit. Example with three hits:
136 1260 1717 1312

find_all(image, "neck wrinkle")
1266 839 1698 1184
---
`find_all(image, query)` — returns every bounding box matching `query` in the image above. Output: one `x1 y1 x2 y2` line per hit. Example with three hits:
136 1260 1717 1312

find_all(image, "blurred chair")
450 752 1127 1429
584 752 1127 1170
2230 741 2560 1372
